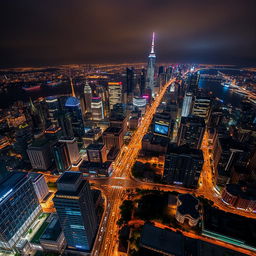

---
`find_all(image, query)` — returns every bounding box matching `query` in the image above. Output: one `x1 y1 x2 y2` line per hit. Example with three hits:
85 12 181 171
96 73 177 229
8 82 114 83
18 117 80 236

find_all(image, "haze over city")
0 0 256 67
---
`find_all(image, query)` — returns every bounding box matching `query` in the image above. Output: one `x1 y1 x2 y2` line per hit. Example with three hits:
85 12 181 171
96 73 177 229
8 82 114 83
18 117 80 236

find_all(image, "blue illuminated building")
0 172 41 251
53 172 97 252
64 96 85 138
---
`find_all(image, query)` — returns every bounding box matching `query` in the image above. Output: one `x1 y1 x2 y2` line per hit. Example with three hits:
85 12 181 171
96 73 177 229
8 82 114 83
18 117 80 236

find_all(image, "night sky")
0 0 255 68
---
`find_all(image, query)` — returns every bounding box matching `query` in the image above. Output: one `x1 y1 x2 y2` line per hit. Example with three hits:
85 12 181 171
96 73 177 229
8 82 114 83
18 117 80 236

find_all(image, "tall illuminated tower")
146 32 156 96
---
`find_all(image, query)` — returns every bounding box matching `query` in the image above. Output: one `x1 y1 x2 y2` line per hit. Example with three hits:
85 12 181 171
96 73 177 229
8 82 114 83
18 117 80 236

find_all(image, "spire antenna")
150 32 155 54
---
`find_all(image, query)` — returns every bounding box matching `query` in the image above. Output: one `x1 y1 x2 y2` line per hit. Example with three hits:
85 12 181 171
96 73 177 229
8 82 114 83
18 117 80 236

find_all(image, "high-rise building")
146 32 156 96
53 172 97 252
164 144 204 188
139 68 146 95
0 172 41 251
64 97 85 138
181 92 193 117
58 111 74 138
28 172 49 203
52 142 71 172
108 82 122 110
192 96 211 119
187 72 199 93
177 115 205 149
102 127 124 150
29 98 45 133
126 68 135 94
153 112 173 138
13 123 33 161
59 137 81 166
91 97 104 121
45 96 60 126
86 143 107 163
84 81 92 113
27 138 53 170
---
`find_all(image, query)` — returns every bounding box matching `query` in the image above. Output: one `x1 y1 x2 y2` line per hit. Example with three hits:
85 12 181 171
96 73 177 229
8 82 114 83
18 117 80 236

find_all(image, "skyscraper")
53 172 97 252
177 115 205 149
108 82 122 110
126 67 135 94
0 172 41 251
91 97 104 121
164 144 204 188
146 32 156 96
52 142 71 172
181 92 193 117
192 96 211 120
139 68 146 95
45 96 60 127
64 97 85 138
187 72 200 93
84 81 92 113
13 123 33 162
27 138 53 170
59 137 81 166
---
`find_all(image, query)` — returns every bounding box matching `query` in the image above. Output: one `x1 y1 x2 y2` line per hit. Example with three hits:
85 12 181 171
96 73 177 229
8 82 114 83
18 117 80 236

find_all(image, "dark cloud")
0 0 255 67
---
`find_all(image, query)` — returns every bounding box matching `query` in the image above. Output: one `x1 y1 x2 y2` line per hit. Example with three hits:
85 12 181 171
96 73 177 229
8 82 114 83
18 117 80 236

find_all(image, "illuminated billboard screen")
154 123 169 136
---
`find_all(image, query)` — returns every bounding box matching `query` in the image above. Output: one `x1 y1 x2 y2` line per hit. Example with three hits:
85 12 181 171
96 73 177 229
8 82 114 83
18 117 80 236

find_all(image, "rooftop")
0 172 27 203
28 172 43 182
65 96 80 107
140 224 184 256
177 194 200 219
103 126 122 134
87 143 104 151
57 171 82 185
40 214 62 242
203 205 256 248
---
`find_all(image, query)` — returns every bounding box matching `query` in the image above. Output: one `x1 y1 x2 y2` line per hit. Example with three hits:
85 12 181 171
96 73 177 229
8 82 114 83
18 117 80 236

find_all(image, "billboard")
154 122 169 136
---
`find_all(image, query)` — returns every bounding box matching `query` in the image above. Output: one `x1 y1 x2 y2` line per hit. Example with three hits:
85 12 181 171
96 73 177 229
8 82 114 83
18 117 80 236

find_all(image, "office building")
177 115 205 149
139 68 146 95
28 172 49 203
126 67 135 94
109 112 128 133
86 143 107 163
163 144 204 188
0 172 41 251
27 138 53 171
181 92 193 117
53 172 97 252
153 112 173 138
187 72 199 93
146 32 156 96
64 97 85 138
133 97 147 113
102 127 124 150
91 97 104 121
52 142 71 172
45 96 60 127
192 96 211 119
140 224 247 256
39 214 66 253
14 123 33 161
108 82 122 110
58 111 74 138
203 205 256 252
84 81 92 113
176 194 200 227
59 137 81 166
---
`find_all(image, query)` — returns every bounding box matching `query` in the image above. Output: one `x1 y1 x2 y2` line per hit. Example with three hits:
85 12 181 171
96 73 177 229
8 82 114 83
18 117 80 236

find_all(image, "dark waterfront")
199 69 245 107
